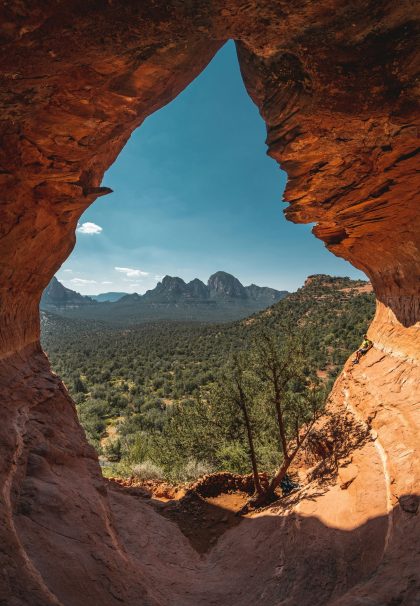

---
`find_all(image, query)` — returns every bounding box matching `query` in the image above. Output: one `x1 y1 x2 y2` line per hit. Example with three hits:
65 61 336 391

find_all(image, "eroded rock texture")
0 2 419 605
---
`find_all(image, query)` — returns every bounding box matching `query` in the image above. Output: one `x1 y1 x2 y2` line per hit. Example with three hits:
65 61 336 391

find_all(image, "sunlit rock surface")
0 1 418 604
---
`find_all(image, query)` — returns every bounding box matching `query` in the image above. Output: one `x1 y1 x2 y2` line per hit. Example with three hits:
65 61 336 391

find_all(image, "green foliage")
103 438 122 462
216 442 251 474
41 276 375 482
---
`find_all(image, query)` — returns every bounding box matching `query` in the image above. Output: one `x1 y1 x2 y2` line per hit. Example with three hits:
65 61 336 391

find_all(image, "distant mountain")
88 292 128 303
40 277 96 311
142 276 196 303
114 271 287 315
208 271 247 299
41 272 289 324
245 284 284 302
140 271 286 304
116 293 142 306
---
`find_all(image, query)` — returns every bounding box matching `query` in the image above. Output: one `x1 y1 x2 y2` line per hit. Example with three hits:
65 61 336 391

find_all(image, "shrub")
178 459 213 482
132 460 164 481
103 438 122 462
215 442 250 474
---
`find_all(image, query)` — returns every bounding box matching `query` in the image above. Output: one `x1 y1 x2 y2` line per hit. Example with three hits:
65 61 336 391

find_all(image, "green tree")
218 354 264 495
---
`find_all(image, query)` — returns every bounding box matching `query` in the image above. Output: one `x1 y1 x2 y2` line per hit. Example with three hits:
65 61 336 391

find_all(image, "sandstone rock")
339 463 359 490
0 2 418 605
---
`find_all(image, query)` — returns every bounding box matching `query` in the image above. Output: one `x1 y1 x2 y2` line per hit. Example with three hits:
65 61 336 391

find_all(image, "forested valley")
41 275 375 484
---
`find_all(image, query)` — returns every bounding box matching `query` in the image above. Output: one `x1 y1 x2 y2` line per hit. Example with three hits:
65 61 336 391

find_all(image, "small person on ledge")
352 334 373 365
280 474 299 496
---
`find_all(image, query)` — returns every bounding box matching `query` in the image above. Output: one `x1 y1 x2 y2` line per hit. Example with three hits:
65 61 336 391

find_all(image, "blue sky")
58 41 366 295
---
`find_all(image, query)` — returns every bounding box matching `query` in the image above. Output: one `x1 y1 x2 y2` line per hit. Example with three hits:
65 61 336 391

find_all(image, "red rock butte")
0 2 419 605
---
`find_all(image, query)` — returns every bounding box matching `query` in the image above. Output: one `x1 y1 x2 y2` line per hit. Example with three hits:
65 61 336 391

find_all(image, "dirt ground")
155 491 250 553
110 477 252 553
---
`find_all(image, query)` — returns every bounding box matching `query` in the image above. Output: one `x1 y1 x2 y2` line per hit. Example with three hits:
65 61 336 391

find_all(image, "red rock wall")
0 2 418 604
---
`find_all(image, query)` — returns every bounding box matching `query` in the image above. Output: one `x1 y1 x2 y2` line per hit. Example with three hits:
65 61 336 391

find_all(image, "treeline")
41 276 375 482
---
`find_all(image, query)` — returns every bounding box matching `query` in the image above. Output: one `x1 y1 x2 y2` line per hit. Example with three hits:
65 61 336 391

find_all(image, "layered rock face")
0 2 418 605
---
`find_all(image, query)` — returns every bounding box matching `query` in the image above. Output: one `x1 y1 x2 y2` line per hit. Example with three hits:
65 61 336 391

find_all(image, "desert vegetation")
42 275 375 483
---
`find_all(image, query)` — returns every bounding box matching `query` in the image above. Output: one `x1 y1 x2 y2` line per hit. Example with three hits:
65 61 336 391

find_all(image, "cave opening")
41 40 371 489
37 36 381 585
2 5 418 604
56 41 366 297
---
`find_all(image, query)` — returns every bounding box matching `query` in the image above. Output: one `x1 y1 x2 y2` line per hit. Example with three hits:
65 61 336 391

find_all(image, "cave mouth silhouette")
45 40 374 485
1 3 418 605
61 39 364 301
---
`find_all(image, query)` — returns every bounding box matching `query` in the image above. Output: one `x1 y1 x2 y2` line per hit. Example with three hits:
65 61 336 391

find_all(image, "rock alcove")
0 2 419 605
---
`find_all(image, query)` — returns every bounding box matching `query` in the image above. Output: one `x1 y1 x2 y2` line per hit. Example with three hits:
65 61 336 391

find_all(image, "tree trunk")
237 386 263 496
268 420 315 494
272 374 289 460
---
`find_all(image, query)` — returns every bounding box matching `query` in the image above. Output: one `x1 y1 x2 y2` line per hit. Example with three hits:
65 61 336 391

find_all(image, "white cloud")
76 222 103 235
114 267 150 279
70 278 97 285
101 281 113 285
63 269 73 273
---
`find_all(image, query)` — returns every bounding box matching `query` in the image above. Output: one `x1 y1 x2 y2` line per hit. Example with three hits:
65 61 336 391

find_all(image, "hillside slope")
42 275 376 473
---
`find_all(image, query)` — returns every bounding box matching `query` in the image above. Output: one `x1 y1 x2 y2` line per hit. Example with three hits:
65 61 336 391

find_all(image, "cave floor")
107 457 388 606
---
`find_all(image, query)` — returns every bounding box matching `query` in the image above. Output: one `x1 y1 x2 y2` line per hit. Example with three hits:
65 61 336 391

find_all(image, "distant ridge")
135 271 285 304
88 292 128 303
40 271 289 323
